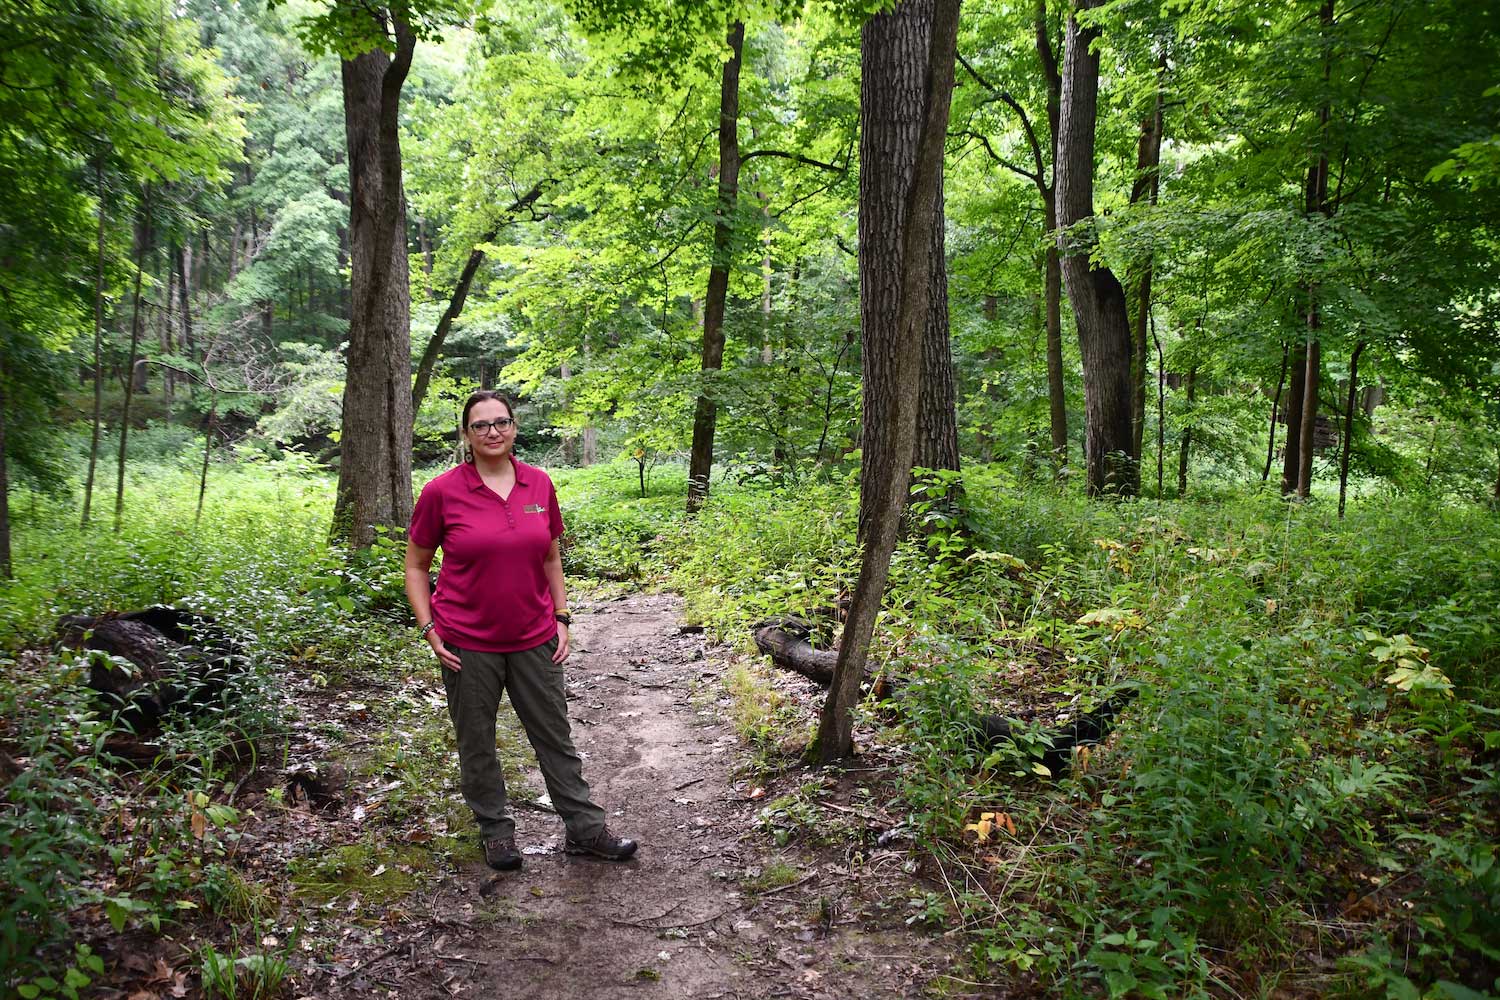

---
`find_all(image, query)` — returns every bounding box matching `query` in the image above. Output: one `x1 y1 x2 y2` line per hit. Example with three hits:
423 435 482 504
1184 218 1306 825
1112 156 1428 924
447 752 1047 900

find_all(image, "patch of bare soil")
301 592 961 1000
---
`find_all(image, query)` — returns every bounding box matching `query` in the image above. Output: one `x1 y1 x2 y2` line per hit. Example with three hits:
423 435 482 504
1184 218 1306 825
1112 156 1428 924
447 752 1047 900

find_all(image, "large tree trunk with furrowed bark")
816 0 960 763
686 20 745 513
857 0 959 538
914 171 960 477
1056 0 1136 497
332 17 416 551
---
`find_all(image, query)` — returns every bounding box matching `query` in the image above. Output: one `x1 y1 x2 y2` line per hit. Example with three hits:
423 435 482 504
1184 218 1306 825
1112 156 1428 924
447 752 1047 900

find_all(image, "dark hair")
459 390 515 462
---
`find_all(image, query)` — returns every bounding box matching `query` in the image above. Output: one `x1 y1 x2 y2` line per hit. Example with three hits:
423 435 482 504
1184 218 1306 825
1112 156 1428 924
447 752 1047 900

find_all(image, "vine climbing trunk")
816 0 960 763
687 19 745 513
1056 0 1136 497
331 13 416 551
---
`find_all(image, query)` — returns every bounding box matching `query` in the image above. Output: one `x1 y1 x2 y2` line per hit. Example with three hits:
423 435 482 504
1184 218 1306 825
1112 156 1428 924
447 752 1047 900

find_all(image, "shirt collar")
462 455 531 491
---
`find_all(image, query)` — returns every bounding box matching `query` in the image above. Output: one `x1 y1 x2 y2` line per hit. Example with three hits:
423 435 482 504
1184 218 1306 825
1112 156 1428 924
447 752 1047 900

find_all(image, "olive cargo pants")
440 637 607 842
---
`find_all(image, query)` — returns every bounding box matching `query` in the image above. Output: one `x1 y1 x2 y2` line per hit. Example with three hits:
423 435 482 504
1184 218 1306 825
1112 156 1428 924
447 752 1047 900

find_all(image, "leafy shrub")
0 661 108 986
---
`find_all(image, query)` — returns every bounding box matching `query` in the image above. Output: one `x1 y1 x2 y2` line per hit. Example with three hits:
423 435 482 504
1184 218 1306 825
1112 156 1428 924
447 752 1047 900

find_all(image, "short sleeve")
409 480 445 549
546 478 564 541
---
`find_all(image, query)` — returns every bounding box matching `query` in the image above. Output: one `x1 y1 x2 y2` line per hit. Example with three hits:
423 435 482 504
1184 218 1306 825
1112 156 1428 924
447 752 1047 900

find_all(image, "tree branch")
955 53 1046 188
740 148 847 173
957 129 1038 184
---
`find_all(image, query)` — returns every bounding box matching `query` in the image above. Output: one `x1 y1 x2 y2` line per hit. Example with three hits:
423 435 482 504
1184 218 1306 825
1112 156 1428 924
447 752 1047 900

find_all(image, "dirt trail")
319 593 956 1000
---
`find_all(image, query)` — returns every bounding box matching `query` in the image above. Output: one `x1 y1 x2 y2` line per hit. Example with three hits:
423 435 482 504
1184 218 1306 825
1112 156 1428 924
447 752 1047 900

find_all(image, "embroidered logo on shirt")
523 504 547 514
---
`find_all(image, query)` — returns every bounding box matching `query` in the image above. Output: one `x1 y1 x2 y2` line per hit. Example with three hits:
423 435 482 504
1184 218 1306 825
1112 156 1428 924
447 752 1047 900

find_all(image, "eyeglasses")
468 418 516 436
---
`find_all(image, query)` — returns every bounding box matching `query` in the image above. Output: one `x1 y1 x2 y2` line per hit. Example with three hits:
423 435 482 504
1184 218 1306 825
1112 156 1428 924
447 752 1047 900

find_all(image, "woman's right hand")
428 630 463 672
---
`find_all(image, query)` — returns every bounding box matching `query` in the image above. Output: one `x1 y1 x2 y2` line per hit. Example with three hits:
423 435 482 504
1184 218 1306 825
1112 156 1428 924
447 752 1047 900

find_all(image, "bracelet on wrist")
554 610 573 626
419 621 437 638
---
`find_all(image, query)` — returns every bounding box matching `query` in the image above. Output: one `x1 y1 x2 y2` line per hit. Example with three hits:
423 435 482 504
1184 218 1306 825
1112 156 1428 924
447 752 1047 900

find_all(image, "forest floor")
91 592 984 1000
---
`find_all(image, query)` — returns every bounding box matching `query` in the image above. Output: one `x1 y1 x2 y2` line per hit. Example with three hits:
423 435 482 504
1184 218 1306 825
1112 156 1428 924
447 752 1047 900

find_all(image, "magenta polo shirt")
408 457 565 653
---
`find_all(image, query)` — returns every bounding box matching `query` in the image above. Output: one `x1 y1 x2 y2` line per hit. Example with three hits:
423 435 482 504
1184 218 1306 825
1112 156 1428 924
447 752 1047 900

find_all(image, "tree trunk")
82 161 107 528
161 258 176 400
913 167 959 475
1128 60 1165 464
816 0 959 763
1036 1 1067 469
1152 312 1165 494
1280 332 1305 494
1055 0 1136 497
1044 195 1067 467
687 19 744 513
331 15 417 551
177 243 195 376
115 186 153 533
1296 336 1320 498
1263 342 1288 484
857 0 959 537
197 393 217 524
227 216 242 280
1177 366 1196 496
1338 341 1364 518
411 181 548 414
1296 0 1333 501
417 217 434 300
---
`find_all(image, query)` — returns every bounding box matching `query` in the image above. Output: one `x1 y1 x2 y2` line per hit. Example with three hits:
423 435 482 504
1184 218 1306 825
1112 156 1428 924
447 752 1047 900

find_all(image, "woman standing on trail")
404 389 637 871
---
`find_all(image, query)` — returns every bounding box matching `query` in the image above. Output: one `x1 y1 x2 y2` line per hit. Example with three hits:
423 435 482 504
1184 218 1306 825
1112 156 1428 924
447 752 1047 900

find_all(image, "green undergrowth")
559 462 1500 999
0 457 431 992
4 455 1497 998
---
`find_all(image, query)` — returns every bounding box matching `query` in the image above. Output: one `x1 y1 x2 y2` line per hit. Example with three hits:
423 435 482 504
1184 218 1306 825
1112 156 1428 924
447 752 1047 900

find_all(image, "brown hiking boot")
483 835 522 871
564 826 638 861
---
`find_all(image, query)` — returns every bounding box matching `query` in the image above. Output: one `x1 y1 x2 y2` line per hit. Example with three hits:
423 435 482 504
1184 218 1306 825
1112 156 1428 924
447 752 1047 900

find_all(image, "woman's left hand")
552 622 570 663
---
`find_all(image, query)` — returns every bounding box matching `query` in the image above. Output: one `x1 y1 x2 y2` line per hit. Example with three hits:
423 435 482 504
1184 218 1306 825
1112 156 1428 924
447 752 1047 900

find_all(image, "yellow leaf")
964 813 995 842
1265 599 1278 615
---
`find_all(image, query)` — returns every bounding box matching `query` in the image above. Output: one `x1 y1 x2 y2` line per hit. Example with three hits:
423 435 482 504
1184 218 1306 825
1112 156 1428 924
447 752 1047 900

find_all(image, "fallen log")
56 606 247 735
751 620 1135 777
752 617 839 685
973 688 1137 776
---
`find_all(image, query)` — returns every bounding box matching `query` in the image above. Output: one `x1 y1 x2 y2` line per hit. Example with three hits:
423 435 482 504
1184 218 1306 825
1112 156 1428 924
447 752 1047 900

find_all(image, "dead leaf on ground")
147 957 174 984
